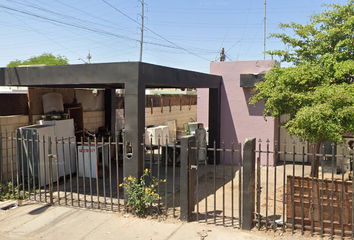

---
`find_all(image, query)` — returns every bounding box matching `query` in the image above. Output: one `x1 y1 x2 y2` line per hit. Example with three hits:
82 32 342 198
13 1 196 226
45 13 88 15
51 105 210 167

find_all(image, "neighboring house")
197 60 279 166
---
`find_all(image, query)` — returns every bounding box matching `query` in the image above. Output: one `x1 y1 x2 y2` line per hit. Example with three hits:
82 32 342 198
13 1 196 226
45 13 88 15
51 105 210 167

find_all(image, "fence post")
180 135 195 222
242 137 256 230
0 130 2 184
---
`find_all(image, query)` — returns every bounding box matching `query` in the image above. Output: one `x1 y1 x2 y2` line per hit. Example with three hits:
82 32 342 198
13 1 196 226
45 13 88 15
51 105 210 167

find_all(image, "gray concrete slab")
0 201 315 240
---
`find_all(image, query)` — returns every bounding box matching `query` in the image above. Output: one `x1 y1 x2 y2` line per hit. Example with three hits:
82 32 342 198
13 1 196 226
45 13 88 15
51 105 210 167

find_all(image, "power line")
101 0 212 62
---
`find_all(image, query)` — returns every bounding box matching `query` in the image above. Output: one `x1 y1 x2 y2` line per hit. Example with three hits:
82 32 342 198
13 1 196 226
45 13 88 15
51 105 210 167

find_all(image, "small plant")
0 182 25 201
120 169 165 216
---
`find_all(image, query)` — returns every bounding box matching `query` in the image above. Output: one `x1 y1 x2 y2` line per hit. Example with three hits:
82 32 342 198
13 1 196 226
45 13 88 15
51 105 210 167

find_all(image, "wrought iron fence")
0 130 183 217
255 139 354 240
2 128 354 239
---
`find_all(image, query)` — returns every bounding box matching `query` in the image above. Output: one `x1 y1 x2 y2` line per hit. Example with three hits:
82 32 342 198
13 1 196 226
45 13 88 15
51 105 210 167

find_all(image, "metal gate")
0 130 183 217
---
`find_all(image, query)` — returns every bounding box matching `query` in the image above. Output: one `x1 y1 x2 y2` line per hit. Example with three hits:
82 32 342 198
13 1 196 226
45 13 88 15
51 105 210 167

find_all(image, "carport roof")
0 62 222 89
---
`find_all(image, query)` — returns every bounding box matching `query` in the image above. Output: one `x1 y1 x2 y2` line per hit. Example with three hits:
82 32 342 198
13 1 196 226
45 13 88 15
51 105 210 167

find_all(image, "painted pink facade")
197 60 278 165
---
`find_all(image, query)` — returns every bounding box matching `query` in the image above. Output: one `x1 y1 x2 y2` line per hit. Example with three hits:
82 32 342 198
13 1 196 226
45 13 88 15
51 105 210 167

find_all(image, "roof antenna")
220 47 226 62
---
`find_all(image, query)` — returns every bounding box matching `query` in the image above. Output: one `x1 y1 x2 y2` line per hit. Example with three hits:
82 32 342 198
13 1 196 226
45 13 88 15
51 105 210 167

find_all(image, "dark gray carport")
0 62 222 180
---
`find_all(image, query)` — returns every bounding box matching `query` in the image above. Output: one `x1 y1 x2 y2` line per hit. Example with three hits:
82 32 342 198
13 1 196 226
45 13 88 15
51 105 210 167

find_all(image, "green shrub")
0 182 24 201
120 169 165 215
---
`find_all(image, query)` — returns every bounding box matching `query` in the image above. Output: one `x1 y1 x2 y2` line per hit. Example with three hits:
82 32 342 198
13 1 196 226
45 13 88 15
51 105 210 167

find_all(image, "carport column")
123 82 145 182
242 137 256 230
180 135 195 222
207 87 221 164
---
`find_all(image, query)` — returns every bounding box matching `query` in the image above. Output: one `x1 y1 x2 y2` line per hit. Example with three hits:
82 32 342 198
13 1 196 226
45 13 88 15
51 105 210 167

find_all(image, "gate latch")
190 165 198 170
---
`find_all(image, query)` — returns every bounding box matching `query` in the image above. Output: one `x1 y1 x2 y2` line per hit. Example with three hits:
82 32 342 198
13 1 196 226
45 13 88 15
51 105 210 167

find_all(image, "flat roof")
0 62 222 89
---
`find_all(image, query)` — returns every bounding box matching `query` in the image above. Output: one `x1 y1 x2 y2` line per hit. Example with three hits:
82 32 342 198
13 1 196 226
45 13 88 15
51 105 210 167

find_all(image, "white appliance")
77 144 109 178
145 126 169 145
17 119 76 187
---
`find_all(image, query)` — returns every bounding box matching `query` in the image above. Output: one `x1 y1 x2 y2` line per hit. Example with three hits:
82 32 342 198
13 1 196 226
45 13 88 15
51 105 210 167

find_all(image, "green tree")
249 1 354 177
7 53 69 67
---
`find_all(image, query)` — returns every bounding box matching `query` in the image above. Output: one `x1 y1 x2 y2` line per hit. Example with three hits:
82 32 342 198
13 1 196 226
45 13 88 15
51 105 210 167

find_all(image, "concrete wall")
76 89 105 111
0 115 29 182
197 60 278 165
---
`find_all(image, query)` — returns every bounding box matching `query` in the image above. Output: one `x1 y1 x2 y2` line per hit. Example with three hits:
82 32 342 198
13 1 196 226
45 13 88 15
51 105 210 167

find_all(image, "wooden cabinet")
68 107 84 141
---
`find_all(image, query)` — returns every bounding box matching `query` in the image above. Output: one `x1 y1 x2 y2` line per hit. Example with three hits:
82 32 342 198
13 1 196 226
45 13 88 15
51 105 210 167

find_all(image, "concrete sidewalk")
0 200 314 240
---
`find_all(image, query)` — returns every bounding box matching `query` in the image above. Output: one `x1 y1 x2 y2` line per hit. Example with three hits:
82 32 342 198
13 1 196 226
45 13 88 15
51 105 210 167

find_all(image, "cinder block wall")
145 105 197 129
83 110 105 132
116 105 197 137
0 115 29 183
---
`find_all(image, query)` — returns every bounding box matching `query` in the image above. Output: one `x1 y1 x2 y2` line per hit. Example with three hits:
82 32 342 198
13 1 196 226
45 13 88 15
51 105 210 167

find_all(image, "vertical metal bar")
68 136 73 207
115 136 120 212
165 136 168 217
48 135 53 205
302 144 306 235
222 141 225 227
5 130 8 183
341 146 344 240
95 137 99 209
26 131 30 200
109 137 113 211
157 136 161 214
213 141 216 225
330 143 335 239
81 137 86 208
149 134 154 179
320 144 324 237
150 134 153 178
231 142 234 226
102 138 106 210
0 130 2 185
75 137 80 207
266 139 270 231
292 141 296 234
10 132 14 198
43 135 47 203
205 140 208 224
196 140 199 222
37 133 41 202
239 142 242 229
61 137 67 206
55 136 60 205
31 132 36 201
258 139 261 230
311 144 315 236
172 140 176 218
21 131 25 199
16 132 20 200
143 133 146 173
282 140 286 233
274 141 278 231
88 138 93 208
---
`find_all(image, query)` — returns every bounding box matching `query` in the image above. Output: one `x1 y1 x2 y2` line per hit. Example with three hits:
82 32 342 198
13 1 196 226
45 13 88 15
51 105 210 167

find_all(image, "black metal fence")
2 129 354 239
254 139 354 240
0 130 185 216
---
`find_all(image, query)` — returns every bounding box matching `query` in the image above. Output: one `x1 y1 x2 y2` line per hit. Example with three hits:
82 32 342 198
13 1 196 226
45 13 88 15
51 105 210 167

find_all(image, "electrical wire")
101 0 212 62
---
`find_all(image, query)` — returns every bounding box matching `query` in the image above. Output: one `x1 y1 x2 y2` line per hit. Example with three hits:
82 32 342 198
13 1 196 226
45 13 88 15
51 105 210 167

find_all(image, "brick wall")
83 110 105 132
0 115 29 183
145 105 197 129
116 105 197 132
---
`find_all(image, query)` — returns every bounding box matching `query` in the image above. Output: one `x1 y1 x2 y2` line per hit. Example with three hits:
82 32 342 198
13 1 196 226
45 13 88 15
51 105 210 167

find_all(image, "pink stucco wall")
197 60 278 165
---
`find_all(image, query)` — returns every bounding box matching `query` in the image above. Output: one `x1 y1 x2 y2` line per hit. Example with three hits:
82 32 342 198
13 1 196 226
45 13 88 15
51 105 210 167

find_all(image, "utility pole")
263 0 266 60
139 0 145 62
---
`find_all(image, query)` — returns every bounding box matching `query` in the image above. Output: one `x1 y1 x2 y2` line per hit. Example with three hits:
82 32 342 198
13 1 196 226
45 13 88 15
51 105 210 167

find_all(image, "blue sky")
0 0 349 73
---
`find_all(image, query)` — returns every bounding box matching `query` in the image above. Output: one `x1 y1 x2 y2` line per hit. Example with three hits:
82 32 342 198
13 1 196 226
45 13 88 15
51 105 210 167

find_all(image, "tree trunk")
310 142 321 178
